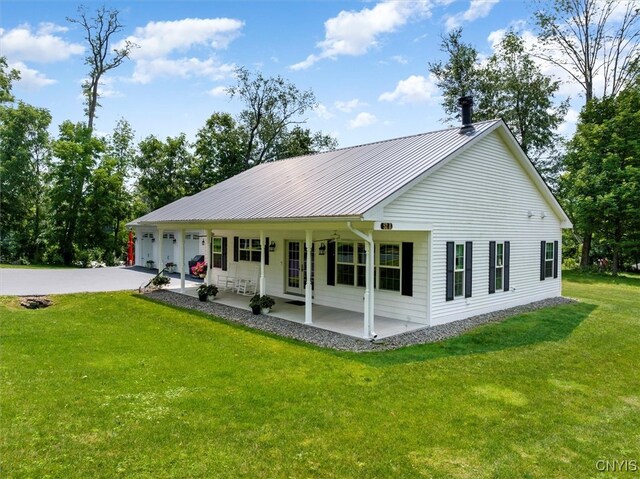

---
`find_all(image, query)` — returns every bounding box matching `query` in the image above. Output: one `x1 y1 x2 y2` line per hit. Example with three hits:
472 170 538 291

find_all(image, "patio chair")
216 264 237 291
236 278 257 296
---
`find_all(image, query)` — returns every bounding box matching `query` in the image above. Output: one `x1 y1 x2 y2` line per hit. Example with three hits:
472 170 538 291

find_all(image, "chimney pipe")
458 96 474 133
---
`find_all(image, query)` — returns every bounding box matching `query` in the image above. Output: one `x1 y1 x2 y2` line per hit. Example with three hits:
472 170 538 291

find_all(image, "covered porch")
177 287 426 339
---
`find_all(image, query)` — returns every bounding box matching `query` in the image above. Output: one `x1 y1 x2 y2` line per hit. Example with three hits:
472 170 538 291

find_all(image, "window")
454 244 465 297
239 238 261 262
545 242 554 278
379 243 400 292
335 242 400 291
212 237 223 268
495 242 504 290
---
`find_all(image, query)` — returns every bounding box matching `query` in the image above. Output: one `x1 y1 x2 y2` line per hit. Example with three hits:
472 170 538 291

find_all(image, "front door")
286 241 314 295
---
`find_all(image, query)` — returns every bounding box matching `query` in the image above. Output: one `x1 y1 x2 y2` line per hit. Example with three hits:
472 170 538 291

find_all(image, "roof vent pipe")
458 96 474 133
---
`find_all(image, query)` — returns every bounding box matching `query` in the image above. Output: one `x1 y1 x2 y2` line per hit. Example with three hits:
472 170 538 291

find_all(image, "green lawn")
1 272 639 478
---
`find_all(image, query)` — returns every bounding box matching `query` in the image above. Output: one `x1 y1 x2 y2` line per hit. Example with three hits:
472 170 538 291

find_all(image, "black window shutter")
233 236 239 262
446 241 454 301
553 240 559 278
540 241 546 280
465 241 473 298
401 242 413 297
488 241 496 294
222 237 228 271
264 237 270 266
503 241 510 291
327 240 335 286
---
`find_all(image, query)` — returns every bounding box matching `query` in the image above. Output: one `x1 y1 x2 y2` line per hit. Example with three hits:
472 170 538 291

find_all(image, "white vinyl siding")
383 130 563 326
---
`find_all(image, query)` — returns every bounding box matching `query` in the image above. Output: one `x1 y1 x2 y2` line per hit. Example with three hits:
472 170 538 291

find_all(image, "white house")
127 117 571 339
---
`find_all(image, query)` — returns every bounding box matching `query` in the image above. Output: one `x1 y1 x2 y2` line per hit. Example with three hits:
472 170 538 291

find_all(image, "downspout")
347 222 376 340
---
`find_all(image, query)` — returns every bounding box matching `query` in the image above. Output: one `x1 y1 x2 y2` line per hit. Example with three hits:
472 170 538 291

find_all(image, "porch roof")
128 120 500 226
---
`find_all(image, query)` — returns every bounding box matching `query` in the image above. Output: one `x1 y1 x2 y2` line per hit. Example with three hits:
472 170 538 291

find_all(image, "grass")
1 272 639 478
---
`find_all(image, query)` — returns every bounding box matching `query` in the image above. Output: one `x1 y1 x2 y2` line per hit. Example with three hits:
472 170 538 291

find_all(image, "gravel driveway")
0 266 200 296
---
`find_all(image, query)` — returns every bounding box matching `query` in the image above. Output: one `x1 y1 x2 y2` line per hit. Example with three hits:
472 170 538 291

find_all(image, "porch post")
363 241 371 338
179 228 185 293
368 234 375 338
157 228 164 272
305 229 313 324
204 232 211 285
259 229 266 296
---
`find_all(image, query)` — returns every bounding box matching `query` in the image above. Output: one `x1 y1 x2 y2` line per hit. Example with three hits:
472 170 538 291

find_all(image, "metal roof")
129 120 501 225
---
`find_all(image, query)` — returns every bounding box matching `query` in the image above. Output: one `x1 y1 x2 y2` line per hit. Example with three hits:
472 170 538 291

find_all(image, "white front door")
285 241 314 295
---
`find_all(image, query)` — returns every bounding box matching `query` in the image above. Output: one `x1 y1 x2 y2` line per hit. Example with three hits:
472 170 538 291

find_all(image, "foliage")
249 293 261 307
1 274 639 477
0 57 20 104
151 274 171 288
258 295 275 309
561 79 640 274
67 6 136 130
197 284 218 297
48 121 105 265
534 0 640 102
0 100 52 263
428 30 568 186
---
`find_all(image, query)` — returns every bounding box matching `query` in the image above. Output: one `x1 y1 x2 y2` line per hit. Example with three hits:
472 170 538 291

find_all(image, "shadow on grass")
137 293 596 367
563 270 640 288
336 302 597 367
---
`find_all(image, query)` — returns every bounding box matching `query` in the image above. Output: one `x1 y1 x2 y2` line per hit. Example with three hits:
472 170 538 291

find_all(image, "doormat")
286 300 306 306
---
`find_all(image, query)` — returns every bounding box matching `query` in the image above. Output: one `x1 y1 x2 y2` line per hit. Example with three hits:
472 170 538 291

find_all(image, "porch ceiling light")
319 243 326 256
269 241 276 252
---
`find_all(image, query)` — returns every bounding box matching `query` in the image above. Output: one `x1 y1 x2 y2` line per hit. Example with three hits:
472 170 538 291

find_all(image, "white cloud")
334 98 368 113
207 85 229 97
131 57 236 84
10 61 56 90
122 18 244 59
557 108 580 135
349 112 377 128
0 23 84 63
445 0 500 31
290 1 433 70
391 55 408 64
379 74 438 104
314 103 335 119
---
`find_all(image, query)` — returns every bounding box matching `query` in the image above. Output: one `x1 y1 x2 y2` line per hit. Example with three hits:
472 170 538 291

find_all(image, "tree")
48 121 104 264
429 30 568 186
0 102 52 262
561 79 640 273
68 6 136 130
228 67 319 167
0 57 20 104
135 134 195 212
535 0 640 102
273 126 338 160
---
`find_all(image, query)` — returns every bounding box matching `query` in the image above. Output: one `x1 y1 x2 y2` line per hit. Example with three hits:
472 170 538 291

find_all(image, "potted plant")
259 295 275 314
165 262 176 273
191 261 208 278
249 294 261 315
197 283 218 302
151 274 170 288
145 259 155 269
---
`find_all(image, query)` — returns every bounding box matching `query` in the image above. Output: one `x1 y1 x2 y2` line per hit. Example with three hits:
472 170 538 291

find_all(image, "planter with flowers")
191 261 208 278
197 284 218 302
165 262 176 273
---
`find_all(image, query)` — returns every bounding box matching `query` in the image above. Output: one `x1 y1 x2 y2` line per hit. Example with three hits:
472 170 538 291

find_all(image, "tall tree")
561 79 640 274
0 57 20 104
429 30 568 185
535 0 640 102
228 67 318 167
48 121 104 264
0 102 52 262
68 6 136 130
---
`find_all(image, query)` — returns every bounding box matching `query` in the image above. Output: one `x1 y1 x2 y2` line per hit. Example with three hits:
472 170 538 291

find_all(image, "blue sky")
1 0 580 148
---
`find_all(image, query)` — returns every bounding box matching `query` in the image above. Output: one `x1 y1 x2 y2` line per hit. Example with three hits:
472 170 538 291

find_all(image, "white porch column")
305 229 313 324
179 228 185 293
347 222 375 339
259 230 266 296
203 232 211 285
157 228 164 271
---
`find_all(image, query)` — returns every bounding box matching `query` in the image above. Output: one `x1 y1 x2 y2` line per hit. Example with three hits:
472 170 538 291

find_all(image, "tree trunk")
580 232 592 268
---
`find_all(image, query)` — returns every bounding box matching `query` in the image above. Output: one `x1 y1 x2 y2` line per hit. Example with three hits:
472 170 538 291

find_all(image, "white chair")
236 278 257 296
216 265 237 291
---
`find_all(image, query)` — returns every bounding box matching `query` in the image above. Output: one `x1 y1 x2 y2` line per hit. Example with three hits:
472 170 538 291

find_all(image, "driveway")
0 266 201 296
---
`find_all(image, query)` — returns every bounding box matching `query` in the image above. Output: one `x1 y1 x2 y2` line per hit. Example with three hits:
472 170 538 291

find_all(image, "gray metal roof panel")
130 120 500 224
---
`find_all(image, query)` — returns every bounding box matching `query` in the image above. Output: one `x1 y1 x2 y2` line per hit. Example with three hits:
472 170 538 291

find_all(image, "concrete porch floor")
177 287 426 339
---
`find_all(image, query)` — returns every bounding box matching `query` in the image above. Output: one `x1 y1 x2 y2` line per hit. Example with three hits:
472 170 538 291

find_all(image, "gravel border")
145 290 576 352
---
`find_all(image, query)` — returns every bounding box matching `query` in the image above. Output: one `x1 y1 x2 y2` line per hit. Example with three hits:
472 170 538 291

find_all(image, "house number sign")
380 223 393 230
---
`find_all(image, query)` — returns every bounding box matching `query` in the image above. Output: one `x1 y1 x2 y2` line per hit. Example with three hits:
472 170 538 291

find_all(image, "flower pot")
261 307 271 315
199 273 206 279
251 305 261 315
198 294 208 302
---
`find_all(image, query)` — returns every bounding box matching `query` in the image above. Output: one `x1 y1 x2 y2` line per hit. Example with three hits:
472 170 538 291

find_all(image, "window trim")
454 243 465 298
495 242 504 291
212 237 223 269
333 241 402 292
238 237 262 263
545 242 554 279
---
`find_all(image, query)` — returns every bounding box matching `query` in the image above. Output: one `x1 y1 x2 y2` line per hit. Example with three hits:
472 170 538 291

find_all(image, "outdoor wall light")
527 210 534 218
540 211 547 219
202 239 205 245
269 241 276 252
319 243 326 256
173 238 177 244
151 238 155 242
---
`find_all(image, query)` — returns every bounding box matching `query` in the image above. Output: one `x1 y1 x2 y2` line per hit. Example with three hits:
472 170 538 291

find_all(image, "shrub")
151 275 171 288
